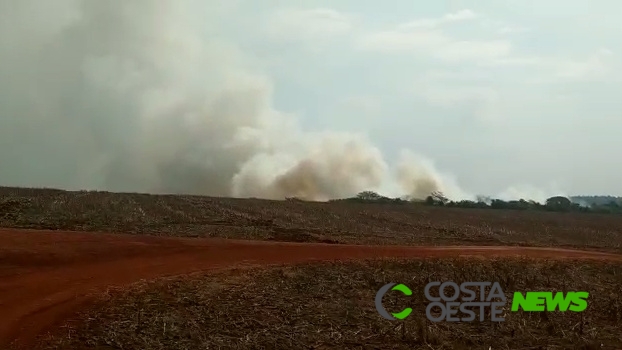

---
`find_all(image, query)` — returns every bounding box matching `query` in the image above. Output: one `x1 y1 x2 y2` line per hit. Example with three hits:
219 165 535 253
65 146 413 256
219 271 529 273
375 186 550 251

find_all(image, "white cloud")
412 83 497 108
498 25 531 35
494 48 617 82
478 18 531 36
262 8 355 43
398 9 478 29
357 29 447 51
354 9 516 64
437 40 512 62
356 27 512 63
445 9 478 21
358 11 615 82
553 48 614 80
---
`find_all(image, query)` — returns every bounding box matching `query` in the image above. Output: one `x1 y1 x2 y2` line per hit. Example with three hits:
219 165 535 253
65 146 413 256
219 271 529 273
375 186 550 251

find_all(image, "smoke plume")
0 0 478 201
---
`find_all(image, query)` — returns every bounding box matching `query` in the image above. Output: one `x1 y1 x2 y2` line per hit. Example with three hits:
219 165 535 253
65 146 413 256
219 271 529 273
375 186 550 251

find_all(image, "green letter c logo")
375 283 413 320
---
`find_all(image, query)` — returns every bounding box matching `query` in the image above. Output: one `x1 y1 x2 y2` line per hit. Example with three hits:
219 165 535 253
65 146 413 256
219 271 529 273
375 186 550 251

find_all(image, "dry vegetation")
6 187 622 349
42 258 622 350
2 186 622 251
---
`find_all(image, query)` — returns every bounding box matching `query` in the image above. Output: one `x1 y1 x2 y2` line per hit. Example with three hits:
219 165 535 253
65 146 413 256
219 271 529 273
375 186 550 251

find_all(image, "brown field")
3 186 622 350
6 228 621 349
1 186 622 250
43 259 622 350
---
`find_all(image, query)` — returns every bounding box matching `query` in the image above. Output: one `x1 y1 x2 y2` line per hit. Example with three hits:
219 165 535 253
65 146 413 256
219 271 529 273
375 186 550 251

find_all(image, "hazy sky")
1 0 620 200
230 0 622 196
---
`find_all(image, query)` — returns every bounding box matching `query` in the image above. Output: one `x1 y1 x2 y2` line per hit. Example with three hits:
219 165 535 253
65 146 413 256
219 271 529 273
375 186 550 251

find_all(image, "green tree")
431 191 449 205
545 196 572 211
356 191 382 201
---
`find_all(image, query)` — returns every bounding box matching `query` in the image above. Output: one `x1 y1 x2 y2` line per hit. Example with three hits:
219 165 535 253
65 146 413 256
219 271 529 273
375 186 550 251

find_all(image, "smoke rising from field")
0 1 548 202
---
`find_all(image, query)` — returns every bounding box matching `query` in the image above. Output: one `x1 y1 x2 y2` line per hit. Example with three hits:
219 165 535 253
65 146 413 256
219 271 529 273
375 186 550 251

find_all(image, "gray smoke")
0 0 465 201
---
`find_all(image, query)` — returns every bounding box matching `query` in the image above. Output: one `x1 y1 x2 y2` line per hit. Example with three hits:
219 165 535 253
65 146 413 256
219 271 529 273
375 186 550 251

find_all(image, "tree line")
329 191 622 214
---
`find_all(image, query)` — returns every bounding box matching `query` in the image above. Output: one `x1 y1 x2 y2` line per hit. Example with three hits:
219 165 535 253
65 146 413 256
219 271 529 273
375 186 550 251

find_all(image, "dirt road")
2 228 622 349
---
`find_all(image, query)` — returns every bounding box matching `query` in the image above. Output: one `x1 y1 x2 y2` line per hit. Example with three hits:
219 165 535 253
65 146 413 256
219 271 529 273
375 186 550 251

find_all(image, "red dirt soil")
2 228 622 349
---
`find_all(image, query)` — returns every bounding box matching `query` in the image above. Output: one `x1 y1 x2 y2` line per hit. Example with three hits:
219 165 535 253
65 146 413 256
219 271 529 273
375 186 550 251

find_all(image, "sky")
0 0 620 201
235 0 622 197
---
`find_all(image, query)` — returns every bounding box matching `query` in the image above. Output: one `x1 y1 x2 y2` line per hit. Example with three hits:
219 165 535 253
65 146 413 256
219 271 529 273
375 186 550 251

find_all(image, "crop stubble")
3 187 622 349
1 187 621 250
43 258 622 350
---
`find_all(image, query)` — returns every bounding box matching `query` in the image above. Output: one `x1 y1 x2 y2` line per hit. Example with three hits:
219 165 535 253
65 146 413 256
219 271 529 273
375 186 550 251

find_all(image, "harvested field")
3 186 622 349
1 187 622 251
42 258 622 350
3 228 621 349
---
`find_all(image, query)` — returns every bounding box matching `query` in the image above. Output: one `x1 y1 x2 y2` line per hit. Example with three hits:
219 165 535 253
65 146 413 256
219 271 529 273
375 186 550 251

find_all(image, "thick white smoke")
396 150 471 200
0 1 553 202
